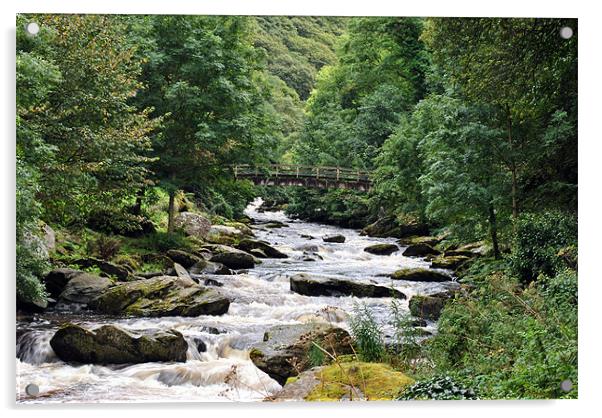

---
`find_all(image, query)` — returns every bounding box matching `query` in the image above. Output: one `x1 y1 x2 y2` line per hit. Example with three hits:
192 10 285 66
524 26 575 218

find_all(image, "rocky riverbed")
16 198 460 403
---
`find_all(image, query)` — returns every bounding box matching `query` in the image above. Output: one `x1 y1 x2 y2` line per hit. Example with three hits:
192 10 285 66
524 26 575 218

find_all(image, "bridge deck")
233 164 371 191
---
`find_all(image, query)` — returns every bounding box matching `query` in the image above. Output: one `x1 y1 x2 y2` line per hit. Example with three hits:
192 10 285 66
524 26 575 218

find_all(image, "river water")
16 198 456 403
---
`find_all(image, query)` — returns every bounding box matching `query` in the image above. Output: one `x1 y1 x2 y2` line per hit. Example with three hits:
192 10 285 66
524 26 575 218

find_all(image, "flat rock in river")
88 275 230 317
50 323 188 364
290 273 406 299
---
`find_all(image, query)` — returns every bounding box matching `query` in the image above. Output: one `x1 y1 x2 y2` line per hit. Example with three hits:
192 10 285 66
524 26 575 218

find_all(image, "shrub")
509 211 577 285
350 303 385 362
427 268 577 399
398 375 478 400
87 208 155 237
389 299 423 366
16 161 48 305
139 231 192 253
86 235 121 260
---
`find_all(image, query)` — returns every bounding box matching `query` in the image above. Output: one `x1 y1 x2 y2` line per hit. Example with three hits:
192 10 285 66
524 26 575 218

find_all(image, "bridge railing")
232 164 371 183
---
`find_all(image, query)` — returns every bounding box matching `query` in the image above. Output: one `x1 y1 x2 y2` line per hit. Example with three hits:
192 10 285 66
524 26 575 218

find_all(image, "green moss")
285 376 299 385
305 361 414 401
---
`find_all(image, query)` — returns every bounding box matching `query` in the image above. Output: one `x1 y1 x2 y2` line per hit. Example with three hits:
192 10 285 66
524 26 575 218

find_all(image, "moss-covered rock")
290 273 406 299
249 323 353 385
205 225 248 245
49 323 188 364
430 255 472 270
363 243 399 256
361 216 429 239
302 362 414 401
88 276 230 317
390 268 451 282
397 235 441 247
236 239 288 259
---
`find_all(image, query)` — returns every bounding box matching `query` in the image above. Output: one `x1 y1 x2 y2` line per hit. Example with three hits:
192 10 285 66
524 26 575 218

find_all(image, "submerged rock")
236 239 288 259
88 276 230 317
166 249 201 269
173 212 212 240
249 323 353 385
262 221 288 229
402 244 440 257
363 243 399 255
290 273 406 299
390 268 451 283
322 234 346 243
50 323 188 364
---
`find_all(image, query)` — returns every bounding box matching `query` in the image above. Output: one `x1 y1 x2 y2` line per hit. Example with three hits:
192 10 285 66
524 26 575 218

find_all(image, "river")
16 198 456 403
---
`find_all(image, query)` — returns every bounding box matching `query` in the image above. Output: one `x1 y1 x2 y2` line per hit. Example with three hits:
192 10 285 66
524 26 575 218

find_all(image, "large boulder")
44 268 81 299
166 249 202 268
290 273 406 299
206 225 247 245
249 324 353 385
322 234 346 243
363 243 399 256
173 212 211 240
236 239 288 259
402 244 440 257
361 216 429 239
58 271 113 305
50 324 188 364
88 276 230 317
204 244 260 269
390 268 451 283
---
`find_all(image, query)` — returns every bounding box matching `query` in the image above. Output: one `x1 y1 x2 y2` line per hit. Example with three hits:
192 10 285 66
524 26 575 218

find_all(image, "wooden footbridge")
232 164 372 191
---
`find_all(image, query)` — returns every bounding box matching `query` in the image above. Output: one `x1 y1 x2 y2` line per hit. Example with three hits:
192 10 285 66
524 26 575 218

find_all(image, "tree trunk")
488 202 501 260
131 188 144 216
167 190 176 234
506 110 519 220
